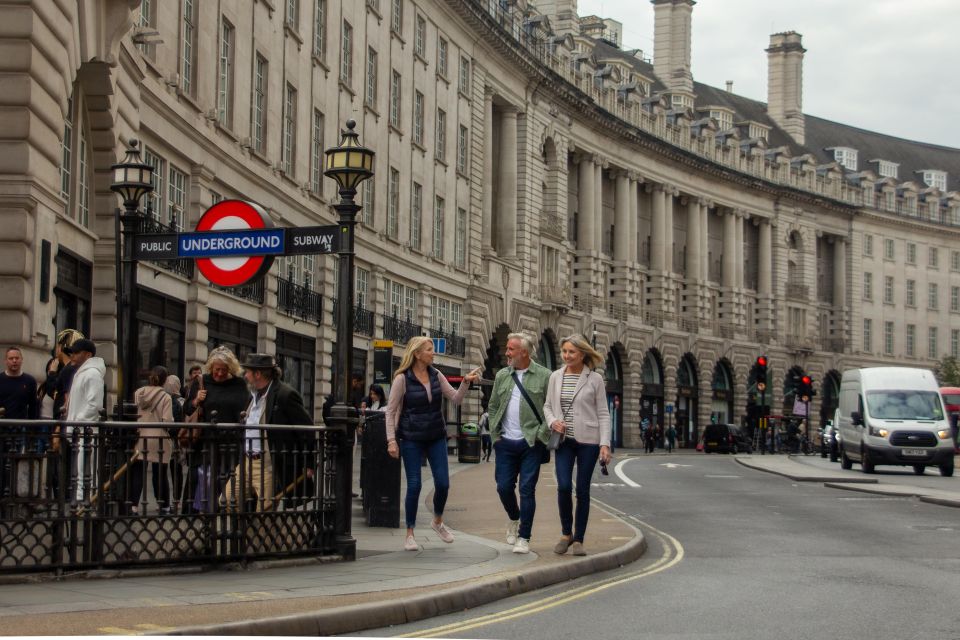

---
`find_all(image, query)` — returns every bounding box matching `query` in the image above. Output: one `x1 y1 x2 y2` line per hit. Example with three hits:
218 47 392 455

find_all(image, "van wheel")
861 447 875 474
912 465 925 475
940 458 955 477
840 445 853 470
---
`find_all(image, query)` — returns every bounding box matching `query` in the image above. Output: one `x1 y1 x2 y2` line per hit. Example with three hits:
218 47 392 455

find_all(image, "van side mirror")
851 411 863 426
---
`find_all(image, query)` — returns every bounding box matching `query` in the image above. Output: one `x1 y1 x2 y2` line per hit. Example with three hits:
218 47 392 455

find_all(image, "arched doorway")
605 344 625 449
675 354 699 448
481 323 511 408
711 359 735 425
640 349 664 442
819 370 841 426
537 330 558 370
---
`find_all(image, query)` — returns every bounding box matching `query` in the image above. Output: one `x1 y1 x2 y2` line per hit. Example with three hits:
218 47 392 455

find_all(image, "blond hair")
395 336 434 378
560 334 604 370
205 345 242 378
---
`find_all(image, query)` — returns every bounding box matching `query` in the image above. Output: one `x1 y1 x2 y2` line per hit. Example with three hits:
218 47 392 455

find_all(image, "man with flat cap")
228 353 313 511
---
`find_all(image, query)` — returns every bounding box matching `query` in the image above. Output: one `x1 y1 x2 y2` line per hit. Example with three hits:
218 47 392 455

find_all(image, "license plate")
901 448 928 457
706 441 717 446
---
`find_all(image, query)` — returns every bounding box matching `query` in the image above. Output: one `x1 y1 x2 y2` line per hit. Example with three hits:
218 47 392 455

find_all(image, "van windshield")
866 391 944 420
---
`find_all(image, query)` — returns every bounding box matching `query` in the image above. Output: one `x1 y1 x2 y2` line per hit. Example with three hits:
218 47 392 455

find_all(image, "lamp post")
324 119 375 557
110 139 154 416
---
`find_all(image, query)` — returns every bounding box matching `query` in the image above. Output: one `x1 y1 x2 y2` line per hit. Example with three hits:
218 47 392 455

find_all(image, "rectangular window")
413 90 424 145
884 321 894 356
311 109 324 193
953 250 960 272
451 302 462 336
929 247 939 268
410 181 422 251
863 319 872 353
952 286 959 313
286 0 299 28
217 19 235 128
362 178 375 226
390 281 403 318
389 70 401 128
210 190 222 205
391 0 402 33
143 149 166 221
366 47 378 106
953 329 959 359
387 167 399 238
78 130 89 228
137 0 155 57
403 285 417 323
906 324 916 357
884 238 895 260
433 195 444 259
906 279 916 306
928 327 938 360
253 54 267 153
313 0 326 58
923 170 947 191
355 266 368 307
437 37 448 77
340 20 353 84
458 55 470 94
884 276 894 304
906 242 916 264
414 14 426 58
60 105 73 203
457 124 468 173
436 298 450 332
282 83 297 175
928 283 938 310
167 165 186 230
863 234 873 257
455 206 466 267
435 109 446 161
862 272 873 301
180 0 197 95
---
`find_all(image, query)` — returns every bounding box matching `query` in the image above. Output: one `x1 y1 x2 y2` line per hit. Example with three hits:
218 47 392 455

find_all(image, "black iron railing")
432 327 466 357
213 279 265 304
278 277 323 324
0 420 347 574
137 215 194 279
383 314 423 345
330 300 376 337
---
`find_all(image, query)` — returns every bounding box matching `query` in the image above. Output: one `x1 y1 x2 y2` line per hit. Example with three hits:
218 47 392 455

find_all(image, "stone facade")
1 0 959 447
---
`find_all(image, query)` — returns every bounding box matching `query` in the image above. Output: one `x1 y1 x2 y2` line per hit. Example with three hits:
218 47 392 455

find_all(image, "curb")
734 457 879 484
823 482 960 508
162 514 647 636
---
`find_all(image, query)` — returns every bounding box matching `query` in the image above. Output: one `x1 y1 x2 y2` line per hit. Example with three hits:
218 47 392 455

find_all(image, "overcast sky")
576 0 960 148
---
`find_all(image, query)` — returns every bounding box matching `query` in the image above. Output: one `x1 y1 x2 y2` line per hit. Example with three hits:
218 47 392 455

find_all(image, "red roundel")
195 200 275 287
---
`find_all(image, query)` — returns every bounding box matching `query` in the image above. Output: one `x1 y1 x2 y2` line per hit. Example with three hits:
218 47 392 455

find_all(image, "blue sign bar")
433 338 447 355
178 229 286 258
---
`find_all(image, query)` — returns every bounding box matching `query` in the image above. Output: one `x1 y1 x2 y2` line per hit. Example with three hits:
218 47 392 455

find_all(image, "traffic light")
755 355 768 392
799 375 813 402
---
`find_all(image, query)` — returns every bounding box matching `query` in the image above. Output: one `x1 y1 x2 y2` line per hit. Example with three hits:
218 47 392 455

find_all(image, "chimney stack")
725 80 733 92
652 0 695 93
536 0 580 37
766 31 805 145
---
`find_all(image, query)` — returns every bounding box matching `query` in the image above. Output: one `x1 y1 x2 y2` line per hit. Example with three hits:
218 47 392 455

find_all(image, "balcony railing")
213 279 265 304
383 314 422 345
785 282 809 301
331 299 376 337
540 284 570 306
822 337 846 353
277 277 323 324
137 215 194 279
432 326 467 357
785 334 815 352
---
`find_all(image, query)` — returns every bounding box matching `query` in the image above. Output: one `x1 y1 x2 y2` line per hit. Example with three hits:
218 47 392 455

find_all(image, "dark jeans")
554 438 600 543
129 461 170 511
493 437 543 540
399 437 449 529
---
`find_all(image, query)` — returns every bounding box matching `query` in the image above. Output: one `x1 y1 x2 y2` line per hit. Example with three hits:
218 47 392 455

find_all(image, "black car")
702 423 753 454
820 423 840 462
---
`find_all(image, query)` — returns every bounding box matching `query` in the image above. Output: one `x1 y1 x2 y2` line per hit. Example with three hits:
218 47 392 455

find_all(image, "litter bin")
458 422 481 464
360 412 400 527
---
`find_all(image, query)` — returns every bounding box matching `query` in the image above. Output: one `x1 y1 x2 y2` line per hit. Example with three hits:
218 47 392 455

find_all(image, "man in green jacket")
487 331 551 554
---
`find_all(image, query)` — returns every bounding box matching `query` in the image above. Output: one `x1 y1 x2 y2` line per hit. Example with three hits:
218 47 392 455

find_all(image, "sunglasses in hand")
599 460 609 476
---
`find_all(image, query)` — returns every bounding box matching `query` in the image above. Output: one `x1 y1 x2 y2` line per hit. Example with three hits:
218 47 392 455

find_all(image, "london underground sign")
132 199 341 288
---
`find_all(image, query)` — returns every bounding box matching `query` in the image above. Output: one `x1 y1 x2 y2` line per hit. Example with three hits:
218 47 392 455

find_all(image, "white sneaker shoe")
512 537 530 554
506 519 520 545
431 520 455 543
404 535 419 551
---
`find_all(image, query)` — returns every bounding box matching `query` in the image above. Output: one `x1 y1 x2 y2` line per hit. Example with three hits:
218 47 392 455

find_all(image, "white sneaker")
404 535 419 551
506 519 520 545
512 537 530 554
431 520 455 543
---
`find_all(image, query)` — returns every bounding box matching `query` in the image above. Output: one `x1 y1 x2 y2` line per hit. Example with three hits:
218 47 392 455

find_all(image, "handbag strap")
511 371 543 425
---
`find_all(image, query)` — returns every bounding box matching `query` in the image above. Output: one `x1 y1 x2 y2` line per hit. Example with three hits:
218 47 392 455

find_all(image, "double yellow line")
399 510 684 638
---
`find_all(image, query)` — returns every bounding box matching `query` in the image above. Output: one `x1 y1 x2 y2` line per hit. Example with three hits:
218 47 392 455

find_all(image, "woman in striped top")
543 334 612 556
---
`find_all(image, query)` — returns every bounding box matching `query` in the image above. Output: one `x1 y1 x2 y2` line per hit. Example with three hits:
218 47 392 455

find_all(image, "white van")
837 367 954 476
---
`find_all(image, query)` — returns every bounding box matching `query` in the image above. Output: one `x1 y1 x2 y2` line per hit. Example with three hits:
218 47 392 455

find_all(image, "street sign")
432 338 447 355
194 200 276 287
665 403 674 414
373 340 394 385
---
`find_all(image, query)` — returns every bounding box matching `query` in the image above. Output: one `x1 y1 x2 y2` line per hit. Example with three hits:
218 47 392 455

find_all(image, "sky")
576 0 960 148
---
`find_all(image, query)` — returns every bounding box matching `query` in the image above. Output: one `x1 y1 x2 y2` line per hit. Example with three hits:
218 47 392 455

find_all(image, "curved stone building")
2 0 958 446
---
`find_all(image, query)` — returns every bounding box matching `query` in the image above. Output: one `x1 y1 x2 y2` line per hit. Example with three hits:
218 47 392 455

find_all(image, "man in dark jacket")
233 353 313 511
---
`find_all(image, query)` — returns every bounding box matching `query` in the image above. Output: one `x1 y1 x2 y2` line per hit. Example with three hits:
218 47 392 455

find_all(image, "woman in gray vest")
386 337 481 551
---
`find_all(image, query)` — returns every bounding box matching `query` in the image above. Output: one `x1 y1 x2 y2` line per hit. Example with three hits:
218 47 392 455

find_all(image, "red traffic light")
801 375 812 385
756 355 768 367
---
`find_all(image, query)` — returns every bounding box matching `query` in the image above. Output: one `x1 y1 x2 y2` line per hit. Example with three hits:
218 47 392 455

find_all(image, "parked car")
702 423 753 454
820 423 839 462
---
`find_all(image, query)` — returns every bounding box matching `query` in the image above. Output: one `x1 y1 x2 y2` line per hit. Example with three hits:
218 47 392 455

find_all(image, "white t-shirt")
501 368 527 440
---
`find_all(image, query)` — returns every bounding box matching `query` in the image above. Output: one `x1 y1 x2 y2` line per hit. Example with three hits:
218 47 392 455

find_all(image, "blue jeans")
399 437 450 529
494 437 543 540
554 438 600 543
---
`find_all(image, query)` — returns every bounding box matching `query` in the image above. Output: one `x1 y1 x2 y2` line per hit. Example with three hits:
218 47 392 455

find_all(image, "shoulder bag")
510 372 551 464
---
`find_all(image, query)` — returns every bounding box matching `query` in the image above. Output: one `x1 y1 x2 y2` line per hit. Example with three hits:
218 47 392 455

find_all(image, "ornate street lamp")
110 139 154 413
324 119 374 557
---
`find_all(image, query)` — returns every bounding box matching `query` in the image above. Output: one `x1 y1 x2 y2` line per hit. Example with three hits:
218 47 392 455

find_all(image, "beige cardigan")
543 366 611 447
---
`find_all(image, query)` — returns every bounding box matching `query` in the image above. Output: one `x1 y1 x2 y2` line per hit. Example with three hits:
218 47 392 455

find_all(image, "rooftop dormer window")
709 109 733 131
831 147 858 172
922 170 947 191
871 159 899 179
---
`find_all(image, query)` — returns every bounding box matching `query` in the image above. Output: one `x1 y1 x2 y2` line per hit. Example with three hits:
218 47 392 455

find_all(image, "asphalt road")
353 453 960 639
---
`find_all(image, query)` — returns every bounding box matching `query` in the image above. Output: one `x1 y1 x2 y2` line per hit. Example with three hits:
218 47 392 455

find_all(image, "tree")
934 355 960 386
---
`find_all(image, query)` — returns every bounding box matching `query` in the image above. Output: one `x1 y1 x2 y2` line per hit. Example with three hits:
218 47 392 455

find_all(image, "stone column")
722 208 737 288
700 202 709 280
664 187 675 272
614 171 630 261
651 184 666 271
758 218 772 295
833 236 846 307
594 159 604 252
577 154 595 252
496 107 518 257
482 88 495 253
686 196 701 282
629 175 640 261
735 211 745 289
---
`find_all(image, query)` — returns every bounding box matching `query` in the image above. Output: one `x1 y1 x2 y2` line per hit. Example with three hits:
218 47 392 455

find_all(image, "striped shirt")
560 372 580 438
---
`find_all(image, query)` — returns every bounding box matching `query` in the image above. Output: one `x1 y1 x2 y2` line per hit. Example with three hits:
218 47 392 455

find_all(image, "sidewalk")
0 454 645 636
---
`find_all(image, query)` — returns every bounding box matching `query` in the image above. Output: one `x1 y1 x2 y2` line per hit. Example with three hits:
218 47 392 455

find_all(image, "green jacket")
487 360 551 446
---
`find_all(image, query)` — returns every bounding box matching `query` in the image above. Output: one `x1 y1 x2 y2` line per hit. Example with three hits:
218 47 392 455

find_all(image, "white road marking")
614 458 642 487
660 462 691 469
